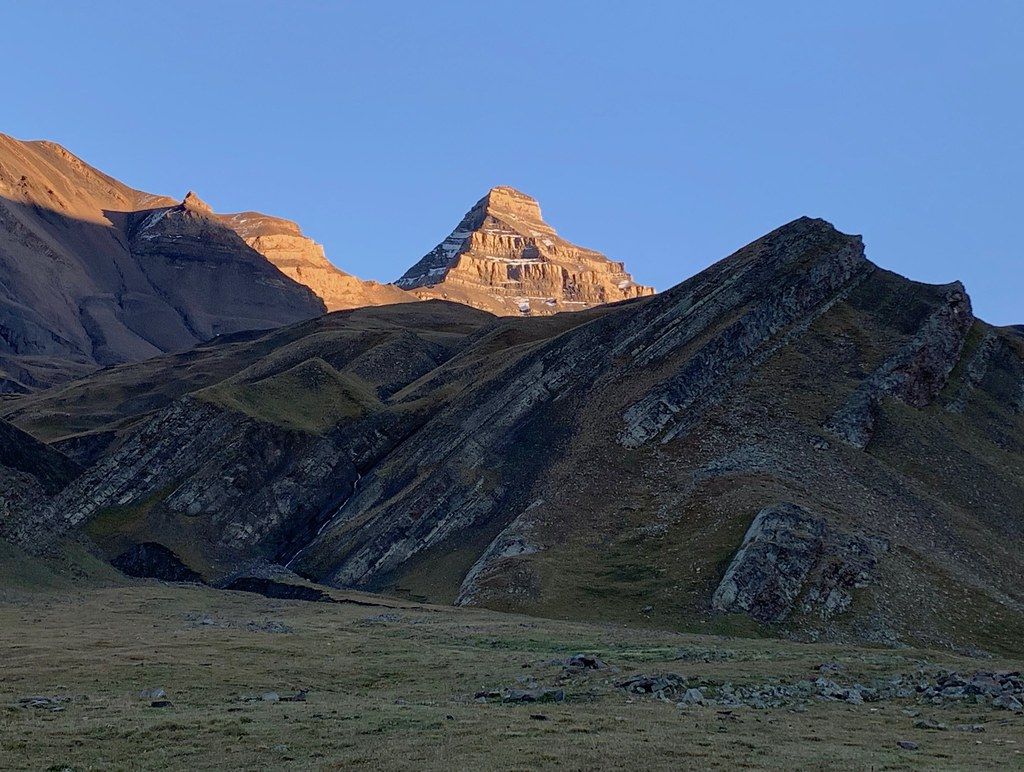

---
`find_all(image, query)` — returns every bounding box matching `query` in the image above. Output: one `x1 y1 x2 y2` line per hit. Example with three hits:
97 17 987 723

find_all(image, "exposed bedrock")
454 502 541 607
826 283 974 448
0 418 81 547
111 542 203 583
397 186 654 315
21 397 361 564
618 218 871 447
711 503 888 623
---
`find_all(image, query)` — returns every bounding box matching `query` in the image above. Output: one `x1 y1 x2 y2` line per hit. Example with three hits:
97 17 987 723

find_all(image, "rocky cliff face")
8 217 1024 655
296 218 1024 653
825 284 974 448
217 211 413 312
396 186 654 315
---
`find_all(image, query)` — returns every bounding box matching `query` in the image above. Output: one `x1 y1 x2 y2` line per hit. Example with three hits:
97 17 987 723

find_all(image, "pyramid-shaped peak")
394 187 655 312
181 191 213 213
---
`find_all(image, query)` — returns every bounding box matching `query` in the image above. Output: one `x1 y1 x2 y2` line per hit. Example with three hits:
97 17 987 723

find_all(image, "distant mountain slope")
7 217 1023 655
221 210 412 311
0 133 414 392
396 186 654 315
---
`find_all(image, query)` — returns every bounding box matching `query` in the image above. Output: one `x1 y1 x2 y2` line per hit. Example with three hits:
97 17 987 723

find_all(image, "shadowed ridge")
0 418 80 494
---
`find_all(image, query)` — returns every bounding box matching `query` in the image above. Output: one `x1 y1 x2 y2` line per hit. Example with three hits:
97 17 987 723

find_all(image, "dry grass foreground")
1 577 1022 771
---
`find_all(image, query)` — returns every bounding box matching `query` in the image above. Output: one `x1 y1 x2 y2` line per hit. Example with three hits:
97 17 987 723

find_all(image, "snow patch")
138 208 169 235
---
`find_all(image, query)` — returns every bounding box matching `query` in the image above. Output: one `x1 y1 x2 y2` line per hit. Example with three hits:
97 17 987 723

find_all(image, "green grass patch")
198 358 380 433
85 487 174 546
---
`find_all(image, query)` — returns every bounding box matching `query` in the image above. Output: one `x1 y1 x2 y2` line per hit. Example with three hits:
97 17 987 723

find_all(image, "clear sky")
3 1 1021 323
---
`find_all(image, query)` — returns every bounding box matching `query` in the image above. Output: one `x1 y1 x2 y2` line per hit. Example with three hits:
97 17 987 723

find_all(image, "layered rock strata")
396 186 654 315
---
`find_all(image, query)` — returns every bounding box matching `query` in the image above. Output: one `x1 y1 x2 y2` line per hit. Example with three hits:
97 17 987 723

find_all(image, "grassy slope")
0 583 1022 770
0 301 494 442
0 537 120 599
197 358 381 433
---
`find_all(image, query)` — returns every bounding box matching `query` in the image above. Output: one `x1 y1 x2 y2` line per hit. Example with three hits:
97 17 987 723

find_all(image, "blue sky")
4 1 1021 323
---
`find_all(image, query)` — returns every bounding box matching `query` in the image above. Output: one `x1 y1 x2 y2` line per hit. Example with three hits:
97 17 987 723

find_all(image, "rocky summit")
396 186 654 315
3 215 1022 660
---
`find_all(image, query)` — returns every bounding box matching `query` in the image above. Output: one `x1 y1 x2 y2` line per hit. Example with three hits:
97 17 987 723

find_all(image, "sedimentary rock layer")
397 186 654 315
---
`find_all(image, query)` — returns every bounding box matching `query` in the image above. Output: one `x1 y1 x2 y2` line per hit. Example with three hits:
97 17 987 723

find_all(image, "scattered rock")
184 613 293 635
677 688 706 706
530 713 549 721
261 692 280 703
897 740 919 751
246 620 293 635
612 666 1024 714
139 688 167 700
566 653 607 670
16 696 69 712
502 688 565 704
357 613 402 627
673 647 735 663
150 699 172 709
914 718 947 731
617 674 688 701
993 694 1023 712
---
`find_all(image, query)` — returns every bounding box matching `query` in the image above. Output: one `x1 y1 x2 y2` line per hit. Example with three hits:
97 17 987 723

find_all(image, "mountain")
0 134 411 393
396 186 654 315
5 217 1023 655
200 206 412 311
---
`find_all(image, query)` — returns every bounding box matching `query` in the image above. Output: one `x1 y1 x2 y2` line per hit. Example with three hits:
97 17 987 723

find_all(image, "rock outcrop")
396 186 654 315
0 418 80 544
825 283 974 448
618 220 871 448
111 542 204 583
10 302 494 572
711 503 886 623
21 396 359 568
